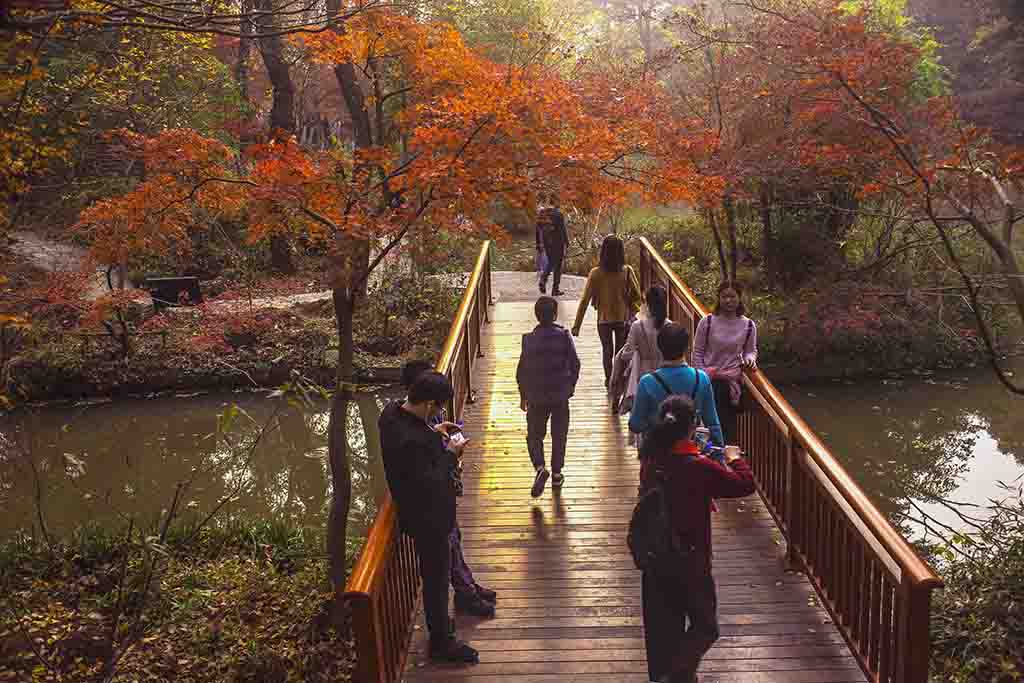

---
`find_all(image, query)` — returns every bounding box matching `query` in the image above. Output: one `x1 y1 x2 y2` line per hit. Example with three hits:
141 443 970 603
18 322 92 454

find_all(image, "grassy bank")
0 521 354 683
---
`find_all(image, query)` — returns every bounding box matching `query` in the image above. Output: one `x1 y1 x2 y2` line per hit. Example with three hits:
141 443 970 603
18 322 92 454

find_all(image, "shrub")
356 264 463 358
927 489 1024 682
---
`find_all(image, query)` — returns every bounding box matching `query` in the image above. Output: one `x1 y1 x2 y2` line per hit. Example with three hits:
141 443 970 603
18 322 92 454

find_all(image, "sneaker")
455 591 496 617
473 583 497 603
531 468 550 498
552 472 564 488
429 637 479 664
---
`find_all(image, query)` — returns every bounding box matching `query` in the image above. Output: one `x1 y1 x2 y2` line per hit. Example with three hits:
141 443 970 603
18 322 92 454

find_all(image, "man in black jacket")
536 206 568 296
379 371 478 664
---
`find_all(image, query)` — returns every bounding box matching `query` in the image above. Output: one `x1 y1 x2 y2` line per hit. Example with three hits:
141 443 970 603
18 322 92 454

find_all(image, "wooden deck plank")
402 301 866 683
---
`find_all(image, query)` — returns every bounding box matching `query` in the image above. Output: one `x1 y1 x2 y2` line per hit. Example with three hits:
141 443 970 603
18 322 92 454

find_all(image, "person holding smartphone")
379 371 479 663
637 395 755 683
399 361 497 619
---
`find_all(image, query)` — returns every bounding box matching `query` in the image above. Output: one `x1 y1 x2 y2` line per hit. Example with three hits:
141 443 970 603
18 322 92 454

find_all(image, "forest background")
1 0 1023 680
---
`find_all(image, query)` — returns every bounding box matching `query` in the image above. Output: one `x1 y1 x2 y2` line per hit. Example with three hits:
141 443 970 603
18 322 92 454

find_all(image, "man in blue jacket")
629 322 723 448
516 296 580 497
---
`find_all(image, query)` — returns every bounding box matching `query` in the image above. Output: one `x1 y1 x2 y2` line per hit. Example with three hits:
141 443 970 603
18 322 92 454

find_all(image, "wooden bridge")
345 240 942 683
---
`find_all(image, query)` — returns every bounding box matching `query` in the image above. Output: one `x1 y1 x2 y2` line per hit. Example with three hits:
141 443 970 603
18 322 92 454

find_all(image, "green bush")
926 491 1024 682
356 264 463 359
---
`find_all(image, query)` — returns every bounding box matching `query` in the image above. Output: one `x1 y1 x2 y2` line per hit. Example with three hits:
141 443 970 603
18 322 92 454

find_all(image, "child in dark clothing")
516 296 580 497
638 394 755 683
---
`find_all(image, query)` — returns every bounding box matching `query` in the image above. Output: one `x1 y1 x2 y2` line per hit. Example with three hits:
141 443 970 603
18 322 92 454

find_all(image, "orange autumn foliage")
75 130 245 267
78 10 717 273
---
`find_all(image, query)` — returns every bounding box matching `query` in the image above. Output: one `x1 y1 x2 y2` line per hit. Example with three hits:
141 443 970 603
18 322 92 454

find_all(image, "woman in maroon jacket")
638 395 756 683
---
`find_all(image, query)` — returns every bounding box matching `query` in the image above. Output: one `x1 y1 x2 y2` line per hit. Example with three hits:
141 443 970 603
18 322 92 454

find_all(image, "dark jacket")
379 401 457 539
641 440 755 571
536 208 568 256
516 323 580 405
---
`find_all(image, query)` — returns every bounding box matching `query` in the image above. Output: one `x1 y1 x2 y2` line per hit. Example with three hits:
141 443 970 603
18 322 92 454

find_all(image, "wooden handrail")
637 237 942 683
638 237 939 586
437 241 491 375
343 241 493 683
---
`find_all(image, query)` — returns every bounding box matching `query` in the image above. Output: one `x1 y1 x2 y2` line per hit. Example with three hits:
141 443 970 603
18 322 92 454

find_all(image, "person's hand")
520 398 528 412
571 327 580 337
742 356 758 370
448 432 469 455
724 445 742 463
434 421 461 436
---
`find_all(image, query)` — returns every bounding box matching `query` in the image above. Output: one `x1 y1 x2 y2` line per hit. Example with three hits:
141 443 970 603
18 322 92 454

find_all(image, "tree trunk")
237 0 252 102
723 195 738 282
255 0 296 135
255 0 296 274
707 208 728 282
333 62 373 149
759 185 775 287
326 287 355 624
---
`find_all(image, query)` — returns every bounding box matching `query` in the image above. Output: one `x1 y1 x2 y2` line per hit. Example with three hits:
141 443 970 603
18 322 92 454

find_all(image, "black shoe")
531 467 549 498
455 591 496 617
429 637 479 664
474 583 497 602
539 281 547 294
552 472 564 488
552 289 565 296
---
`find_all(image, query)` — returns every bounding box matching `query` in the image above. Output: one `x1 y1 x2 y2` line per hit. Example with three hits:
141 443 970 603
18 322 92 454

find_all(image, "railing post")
348 595 386 683
785 430 800 569
897 579 933 683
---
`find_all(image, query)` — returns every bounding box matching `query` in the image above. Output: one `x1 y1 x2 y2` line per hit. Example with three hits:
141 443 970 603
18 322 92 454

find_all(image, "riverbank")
2 267 464 404
2 270 592 405
0 521 353 683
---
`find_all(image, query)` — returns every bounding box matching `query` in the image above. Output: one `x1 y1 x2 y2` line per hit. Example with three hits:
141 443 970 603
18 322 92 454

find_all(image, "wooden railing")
637 237 942 683
343 241 494 683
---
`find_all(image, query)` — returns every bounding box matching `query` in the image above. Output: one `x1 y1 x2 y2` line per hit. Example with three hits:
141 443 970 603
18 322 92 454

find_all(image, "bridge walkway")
402 299 867 683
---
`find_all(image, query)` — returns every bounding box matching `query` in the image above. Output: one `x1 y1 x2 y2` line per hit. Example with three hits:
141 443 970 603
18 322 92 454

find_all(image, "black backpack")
627 462 695 575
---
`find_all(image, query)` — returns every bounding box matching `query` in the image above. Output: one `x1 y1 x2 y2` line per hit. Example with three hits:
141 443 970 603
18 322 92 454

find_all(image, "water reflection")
783 358 1024 533
0 391 396 543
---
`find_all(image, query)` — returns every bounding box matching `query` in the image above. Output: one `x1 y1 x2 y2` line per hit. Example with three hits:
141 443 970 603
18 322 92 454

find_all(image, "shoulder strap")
651 370 673 397
653 368 700 401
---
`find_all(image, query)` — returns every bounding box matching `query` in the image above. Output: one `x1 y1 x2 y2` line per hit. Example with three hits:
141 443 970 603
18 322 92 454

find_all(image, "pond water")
782 358 1024 536
0 391 396 543
2 361 1021 546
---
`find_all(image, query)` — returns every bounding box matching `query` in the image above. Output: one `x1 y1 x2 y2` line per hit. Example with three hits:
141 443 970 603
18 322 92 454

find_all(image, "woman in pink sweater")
691 281 758 445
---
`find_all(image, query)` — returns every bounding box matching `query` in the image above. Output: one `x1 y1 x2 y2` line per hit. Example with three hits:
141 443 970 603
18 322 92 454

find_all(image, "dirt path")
9 232 108 298
8 230 586 310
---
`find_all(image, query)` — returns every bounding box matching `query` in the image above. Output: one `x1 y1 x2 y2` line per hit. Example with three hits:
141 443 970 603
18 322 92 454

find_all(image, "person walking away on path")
610 284 671 420
399 361 497 618
637 395 755 683
692 281 758 445
378 371 479 664
537 206 568 295
517 296 580 498
571 234 641 391
628 322 723 449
